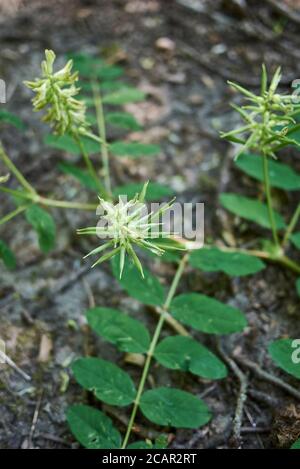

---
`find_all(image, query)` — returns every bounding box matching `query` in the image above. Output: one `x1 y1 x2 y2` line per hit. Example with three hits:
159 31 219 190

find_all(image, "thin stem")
121 254 189 449
262 153 279 247
92 81 112 197
0 144 36 195
81 130 106 146
0 185 36 201
0 186 97 211
39 196 98 211
0 204 30 226
72 132 109 199
277 255 300 275
282 202 300 247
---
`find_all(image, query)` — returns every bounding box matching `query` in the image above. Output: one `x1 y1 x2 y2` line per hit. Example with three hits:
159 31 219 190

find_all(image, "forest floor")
0 0 300 449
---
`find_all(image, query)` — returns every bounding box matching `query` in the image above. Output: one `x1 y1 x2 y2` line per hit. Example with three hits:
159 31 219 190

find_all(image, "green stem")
282 202 300 247
121 253 189 449
0 204 30 226
0 144 36 195
0 186 97 211
262 153 279 247
80 130 106 146
73 132 109 199
277 255 300 275
39 196 98 211
0 186 37 201
92 81 112 197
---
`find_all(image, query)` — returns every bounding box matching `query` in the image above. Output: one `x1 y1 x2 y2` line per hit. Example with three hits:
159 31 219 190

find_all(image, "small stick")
236 356 300 400
28 391 43 447
0 350 31 381
82 278 95 308
217 340 248 448
240 426 270 434
37 432 72 447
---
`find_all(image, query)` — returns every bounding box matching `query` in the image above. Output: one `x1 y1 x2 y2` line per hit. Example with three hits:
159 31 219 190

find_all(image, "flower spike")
24 49 89 135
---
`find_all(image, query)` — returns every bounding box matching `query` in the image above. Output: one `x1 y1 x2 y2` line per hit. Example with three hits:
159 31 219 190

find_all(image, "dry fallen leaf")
38 334 53 363
155 37 176 53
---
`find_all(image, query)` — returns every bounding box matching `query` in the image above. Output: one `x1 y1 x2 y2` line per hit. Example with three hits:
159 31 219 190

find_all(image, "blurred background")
0 0 300 449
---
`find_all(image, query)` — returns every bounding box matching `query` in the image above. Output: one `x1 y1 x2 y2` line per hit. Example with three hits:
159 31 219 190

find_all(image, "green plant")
2 52 299 449
220 66 300 295
0 50 249 448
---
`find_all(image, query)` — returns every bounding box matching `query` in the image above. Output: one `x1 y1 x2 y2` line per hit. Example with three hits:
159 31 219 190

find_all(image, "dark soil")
0 0 300 449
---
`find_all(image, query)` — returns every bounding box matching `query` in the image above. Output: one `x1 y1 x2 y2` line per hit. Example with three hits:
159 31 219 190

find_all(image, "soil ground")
0 0 300 449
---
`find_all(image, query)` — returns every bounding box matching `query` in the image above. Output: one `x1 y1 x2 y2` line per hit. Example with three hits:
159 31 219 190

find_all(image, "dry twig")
236 356 300 400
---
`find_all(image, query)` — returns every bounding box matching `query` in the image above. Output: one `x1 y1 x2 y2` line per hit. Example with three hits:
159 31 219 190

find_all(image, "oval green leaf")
25 205 56 253
113 182 175 201
170 293 247 335
72 357 136 406
44 134 99 155
86 307 150 353
291 438 300 449
155 335 227 379
110 141 160 158
0 110 26 130
58 162 98 191
236 152 300 191
291 232 300 250
268 338 300 379
189 247 265 276
106 112 142 131
0 239 16 269
103 87 146 105
127 441 153 449
220 193 286 230
67 404 121 449
140 387 211 428
111 256 165 306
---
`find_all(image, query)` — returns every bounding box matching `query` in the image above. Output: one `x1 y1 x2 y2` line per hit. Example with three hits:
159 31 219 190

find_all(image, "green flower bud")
77 182 183 278
222 66 297 158
0 174 9 184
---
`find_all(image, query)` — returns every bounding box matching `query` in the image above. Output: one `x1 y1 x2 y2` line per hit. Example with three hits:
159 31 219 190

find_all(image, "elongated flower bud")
0 174 9 183
24 49 89 135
